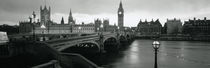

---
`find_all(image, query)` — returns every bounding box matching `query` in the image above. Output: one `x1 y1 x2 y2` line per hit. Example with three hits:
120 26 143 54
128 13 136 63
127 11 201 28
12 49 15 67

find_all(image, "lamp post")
100 24 103 33
99 24 104 37
99 24 105 53
124 28 127 35
152 41 160 68
78 26 81 33
32 11 36 41
41 24 46 41
117 26 120 36
97 27 99 35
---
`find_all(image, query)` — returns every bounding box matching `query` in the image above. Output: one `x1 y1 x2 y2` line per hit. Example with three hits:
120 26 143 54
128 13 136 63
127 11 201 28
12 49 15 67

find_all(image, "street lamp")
97 27 99 35
41 24 46 41
100 24 103 32
99 24 105 53
78 26 81 33
32 11 36 41
97 28 99 32
124 28 127 34
117 26 120 33
152 41 160 68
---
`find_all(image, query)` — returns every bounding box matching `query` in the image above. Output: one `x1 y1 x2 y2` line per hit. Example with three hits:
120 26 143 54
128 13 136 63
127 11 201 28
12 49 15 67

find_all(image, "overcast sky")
0 0 210 27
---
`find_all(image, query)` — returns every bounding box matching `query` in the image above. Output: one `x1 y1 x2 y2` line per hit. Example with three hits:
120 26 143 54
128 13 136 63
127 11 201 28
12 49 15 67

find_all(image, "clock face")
119 12 122 14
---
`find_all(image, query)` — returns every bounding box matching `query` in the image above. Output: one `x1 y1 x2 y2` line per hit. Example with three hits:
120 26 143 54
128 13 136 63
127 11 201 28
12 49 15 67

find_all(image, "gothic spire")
32 11 36 18
61 17 64 24
118 0 124 13
119 0 123 8
69 9 72 16
44 5 47 9
68 9 74 24
40 6 42 10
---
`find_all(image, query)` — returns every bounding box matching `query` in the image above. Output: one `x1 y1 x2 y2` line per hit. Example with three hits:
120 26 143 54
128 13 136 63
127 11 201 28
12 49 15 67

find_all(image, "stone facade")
183 17 210 35
19 5 118 34
19 5 93 34
164 18 182 34
40 5 51 26
137 19 162 35
19 21 33 34
72 23 95 33
94 19 117 32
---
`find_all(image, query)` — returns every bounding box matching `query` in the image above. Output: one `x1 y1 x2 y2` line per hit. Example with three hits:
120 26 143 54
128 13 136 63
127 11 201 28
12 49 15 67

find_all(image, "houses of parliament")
19 2 125 34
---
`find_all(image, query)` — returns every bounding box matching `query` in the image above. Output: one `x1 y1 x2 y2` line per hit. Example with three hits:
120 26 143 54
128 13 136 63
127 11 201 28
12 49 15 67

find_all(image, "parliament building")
19 2 124 34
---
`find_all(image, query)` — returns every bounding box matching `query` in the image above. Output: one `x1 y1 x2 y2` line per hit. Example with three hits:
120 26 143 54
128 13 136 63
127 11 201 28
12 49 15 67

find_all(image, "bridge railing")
44 34 99 44
31 60 61 68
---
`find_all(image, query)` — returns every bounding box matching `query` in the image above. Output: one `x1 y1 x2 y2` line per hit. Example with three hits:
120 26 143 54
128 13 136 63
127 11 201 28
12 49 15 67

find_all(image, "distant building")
103 19 109 32
183 17 210 35
34 5 74 34
137 19 162 35
19 4 118 34
95 19 117 32
72 22 95 33
94 19 102 32
19 5 96 34
103 19 117 32
40 5 51 26
162 23 167 34
19 21 33 34
164 18 182 34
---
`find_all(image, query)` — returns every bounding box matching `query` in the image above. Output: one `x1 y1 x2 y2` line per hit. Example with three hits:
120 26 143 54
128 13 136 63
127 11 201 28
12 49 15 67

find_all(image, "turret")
68 9 74 25
61 17 64 24
40 5 51 25
204 17 207 21
40 6 42 11
145 19 147 22
139 19 142 23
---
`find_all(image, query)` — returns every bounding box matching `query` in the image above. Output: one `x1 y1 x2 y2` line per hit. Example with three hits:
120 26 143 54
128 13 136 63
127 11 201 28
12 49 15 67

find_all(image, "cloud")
0 0 210 27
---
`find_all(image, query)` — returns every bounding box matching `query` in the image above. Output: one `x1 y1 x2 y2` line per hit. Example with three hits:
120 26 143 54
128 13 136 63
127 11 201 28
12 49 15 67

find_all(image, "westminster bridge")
0 32 135 68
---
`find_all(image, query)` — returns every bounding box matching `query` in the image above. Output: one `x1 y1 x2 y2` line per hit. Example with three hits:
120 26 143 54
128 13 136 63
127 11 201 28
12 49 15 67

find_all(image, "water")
83 40 210 68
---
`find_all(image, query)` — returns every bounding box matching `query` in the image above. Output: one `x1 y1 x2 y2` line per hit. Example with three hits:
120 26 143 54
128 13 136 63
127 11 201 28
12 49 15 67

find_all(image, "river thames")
84 40 210 68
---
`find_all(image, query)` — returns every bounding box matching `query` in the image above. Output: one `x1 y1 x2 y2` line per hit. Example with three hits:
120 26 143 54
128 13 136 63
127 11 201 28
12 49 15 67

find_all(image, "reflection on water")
82 40 210 68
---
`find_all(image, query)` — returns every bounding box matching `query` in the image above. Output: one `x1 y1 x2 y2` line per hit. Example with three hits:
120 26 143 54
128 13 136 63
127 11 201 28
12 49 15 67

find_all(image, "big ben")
118 1 124 30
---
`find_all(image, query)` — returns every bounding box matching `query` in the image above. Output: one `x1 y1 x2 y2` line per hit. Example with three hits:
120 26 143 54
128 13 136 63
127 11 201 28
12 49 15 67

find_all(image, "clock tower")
118 1 124 30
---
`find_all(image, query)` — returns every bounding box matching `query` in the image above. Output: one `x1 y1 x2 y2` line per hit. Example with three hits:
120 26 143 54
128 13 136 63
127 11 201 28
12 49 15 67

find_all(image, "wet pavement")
83 40 210 68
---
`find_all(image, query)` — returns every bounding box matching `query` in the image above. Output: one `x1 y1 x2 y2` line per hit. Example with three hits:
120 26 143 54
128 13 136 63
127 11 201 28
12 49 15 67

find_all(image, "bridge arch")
119 35 128 45
103 37 119 52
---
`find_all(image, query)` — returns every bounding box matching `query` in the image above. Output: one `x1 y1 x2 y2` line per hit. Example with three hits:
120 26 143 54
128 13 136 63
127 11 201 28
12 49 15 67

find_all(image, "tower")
103 19 109 32
94 19 102 32
68 9 75 25
118 1 124 30
61 17 64 24
68 9 75 33
40 5 51 25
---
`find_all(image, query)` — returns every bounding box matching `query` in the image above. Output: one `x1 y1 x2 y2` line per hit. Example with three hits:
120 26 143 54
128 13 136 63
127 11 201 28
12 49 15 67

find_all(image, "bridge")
1 32 135 68
42 32 134 53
